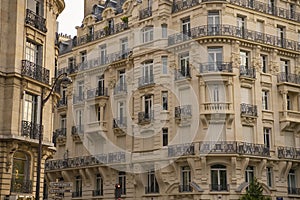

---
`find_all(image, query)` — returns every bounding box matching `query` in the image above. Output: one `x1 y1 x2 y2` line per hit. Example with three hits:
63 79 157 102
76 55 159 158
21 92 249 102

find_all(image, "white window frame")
262 90 269 110
142 26 154 43
263 127 271 148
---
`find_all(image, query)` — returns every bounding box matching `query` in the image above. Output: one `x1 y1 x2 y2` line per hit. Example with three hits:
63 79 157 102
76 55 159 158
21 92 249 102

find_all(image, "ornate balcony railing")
73 94 85 104
168 143 195 157
200 62 233 73
204 103 231 111
72 191 82 197
93 189 103 196
75 22 128 46
21 120 42 139
106 49 132 63
21 60 50 84
237 142 270 156
113 118 127 129
55 128 67 138
172 0 200 13
10 178 32 193
71 125 84 135
179 184 193 192
200 141 237 154
58 98 67 107
210 184 229 191
138 111 154 123
87 87 108 99
168 24 300 52
278 146 300 160
175 67 191 80
288 187 300 195
277 72 300 85
240 103 258 117
108 152 126 163
240 66 256 78
114 83 127 94
145 186 160 194
139 7 152 20
175 105 192 119
25 9 47 33
138 75 154 88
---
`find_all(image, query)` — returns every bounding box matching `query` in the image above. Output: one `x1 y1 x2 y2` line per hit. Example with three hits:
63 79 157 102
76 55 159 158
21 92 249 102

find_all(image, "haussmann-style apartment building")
45 0 300 199
0 0 65 199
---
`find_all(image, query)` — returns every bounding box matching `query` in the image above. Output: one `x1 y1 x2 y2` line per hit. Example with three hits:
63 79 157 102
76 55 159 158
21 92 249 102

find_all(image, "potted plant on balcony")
121 16 128 24
103 26 109 35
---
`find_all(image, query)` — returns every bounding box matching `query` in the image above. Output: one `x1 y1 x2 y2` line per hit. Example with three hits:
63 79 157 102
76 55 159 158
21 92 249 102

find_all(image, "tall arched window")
210 164 228 191
11 151 31 193
93 174 103 196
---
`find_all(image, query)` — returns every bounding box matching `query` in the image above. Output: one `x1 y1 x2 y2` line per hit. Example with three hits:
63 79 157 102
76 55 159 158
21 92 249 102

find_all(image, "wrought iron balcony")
71 125 84 135
179 184 193 192
237 142 270 156
168 143 195 157
175 105 192 119
21 60 50 84
25 9 47 33
93 189 103 196
145 186 160 194
210 184 229 191
139 7 152 20
114 83 127 95
240 66 256 78
288 187 300 195
168 24 300 52
278 146 300 160
277 72 300 85
87 87 108 99
55 128 67 138
138 111 154 124
73 94 85 104
75 22 128 46
200 62 233 73
240 103 258 117
204 103 231 111
21 120 42 139
175 67 191 80
72 191 82 197
113 118 127 129
108 152 126 163
58 98 67 107
107 49 132 63
10 177 32 193
200 141 237 154
138 75 154 88
172 0 200 13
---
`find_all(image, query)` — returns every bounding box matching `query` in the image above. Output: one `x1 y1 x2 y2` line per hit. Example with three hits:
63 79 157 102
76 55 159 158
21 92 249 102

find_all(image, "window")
182 18 191 36
288 169 296 193
25 41 43 65
108 19 114 34
162 91 168 110
161 56 168 74
287 94 292 110
280 59 289 74
245 166 254 183
268 0 275 14
60 87 67 105
162 24 168 38
237 16 246 37
162 128 168 146
89 26 94 37
256 20 264 33
266 167 273 187
277 26 285 47
76 109 83 131
213 85 219 102
118 171 126 195
27 0 44 16
262 90 269 110
100 45 107 65
141 26 153 43
98 75 105 94
179 53 189 76
240 50 249 70
60 115 66 130
144 95 153 119
261 55 268 73
80 51 87 64
208 11 220 35
118 69 126 91
11 151 30 193
94 174 103 196
263 128 271 148
120 38 128 56
23 93 39 123
68 57 75 69
208 47 223 69
142 61 154 84
146 170 159 193
96 105 101 121
74 176 82 197
211 165 227 191
180 166 191 192
77 81 84 100
290 4 295 19
93 4 101 15
118 101 125 124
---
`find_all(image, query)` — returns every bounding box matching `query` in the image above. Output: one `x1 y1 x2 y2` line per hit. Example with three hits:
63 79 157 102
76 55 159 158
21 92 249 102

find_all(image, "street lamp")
35 72 72 200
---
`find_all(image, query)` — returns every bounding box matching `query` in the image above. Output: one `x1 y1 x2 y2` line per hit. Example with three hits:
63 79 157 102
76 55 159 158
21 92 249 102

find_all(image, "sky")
57 0 84 37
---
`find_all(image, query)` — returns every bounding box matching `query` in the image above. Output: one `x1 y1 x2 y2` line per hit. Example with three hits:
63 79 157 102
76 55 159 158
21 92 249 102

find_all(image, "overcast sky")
57 0 84 37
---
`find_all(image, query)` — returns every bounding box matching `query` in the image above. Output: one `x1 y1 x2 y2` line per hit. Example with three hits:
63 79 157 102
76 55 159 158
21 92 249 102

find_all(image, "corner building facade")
47 0 300 199
0 0 65 199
